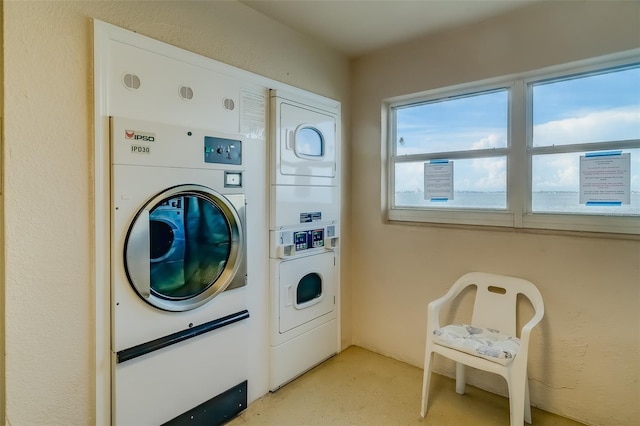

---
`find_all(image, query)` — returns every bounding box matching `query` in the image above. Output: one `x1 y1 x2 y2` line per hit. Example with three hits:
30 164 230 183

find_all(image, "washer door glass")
125 185 244 312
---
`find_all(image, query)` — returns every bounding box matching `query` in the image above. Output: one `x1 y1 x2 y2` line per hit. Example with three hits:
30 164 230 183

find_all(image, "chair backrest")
454 272 544 337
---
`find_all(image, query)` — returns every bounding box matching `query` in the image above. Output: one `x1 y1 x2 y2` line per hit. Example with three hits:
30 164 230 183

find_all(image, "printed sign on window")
579 151 630 205
424 160 453 201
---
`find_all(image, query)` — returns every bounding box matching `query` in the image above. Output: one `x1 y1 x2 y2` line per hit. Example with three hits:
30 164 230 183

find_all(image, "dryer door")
279 102 336 178
278 251 335 333
124 184 245 311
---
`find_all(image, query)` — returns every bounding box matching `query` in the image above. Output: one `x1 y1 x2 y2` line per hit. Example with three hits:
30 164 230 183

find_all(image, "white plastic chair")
420 272 544 425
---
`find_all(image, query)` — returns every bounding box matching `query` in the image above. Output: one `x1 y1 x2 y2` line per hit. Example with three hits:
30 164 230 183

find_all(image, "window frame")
385 49 640 235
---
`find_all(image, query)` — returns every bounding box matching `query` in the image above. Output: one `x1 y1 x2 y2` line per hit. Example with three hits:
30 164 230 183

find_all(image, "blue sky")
395 65 640 194
533 67 640 125
396 89 508 155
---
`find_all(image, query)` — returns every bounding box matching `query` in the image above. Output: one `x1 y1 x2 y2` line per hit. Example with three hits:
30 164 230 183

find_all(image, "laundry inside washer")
146 193 234 299
149 196 186 293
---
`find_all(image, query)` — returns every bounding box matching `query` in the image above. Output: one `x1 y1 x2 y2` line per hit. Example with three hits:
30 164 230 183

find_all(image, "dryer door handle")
286 285 294 307
286 130 295 150
126 210 151 298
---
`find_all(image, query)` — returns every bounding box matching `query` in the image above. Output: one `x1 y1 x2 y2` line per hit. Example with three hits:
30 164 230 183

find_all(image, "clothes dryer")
111 116 249 425
269 226 338 390
270 90 340 230
270 89 339 187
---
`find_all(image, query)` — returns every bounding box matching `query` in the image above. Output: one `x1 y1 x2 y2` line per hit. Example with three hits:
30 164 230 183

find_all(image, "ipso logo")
125 130 155 142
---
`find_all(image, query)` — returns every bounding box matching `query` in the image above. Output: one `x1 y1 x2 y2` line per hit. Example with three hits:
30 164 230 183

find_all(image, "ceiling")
240 0 539 57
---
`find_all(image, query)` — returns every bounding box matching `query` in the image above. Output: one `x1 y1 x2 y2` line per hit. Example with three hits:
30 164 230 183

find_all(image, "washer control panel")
294 229 324 251
204 136 242 165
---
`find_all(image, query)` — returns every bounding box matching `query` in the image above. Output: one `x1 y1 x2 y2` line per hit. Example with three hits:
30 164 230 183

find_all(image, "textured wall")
0 0 4 420
2 2 349 424
350 2 640 425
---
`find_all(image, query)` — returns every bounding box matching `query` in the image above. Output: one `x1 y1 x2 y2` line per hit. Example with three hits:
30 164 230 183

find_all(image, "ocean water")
395 191 640 216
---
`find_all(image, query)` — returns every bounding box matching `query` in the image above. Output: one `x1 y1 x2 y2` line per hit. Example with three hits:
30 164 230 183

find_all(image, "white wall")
2 2 349 424
350 2 640 425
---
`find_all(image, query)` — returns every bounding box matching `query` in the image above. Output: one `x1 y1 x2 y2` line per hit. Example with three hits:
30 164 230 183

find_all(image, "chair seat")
433 324 520 365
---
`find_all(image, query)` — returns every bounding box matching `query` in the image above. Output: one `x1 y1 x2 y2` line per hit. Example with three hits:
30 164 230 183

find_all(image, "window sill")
388 208 640 237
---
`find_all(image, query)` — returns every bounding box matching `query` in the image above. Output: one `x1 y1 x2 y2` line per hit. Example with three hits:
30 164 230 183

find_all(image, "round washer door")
124 184 244 312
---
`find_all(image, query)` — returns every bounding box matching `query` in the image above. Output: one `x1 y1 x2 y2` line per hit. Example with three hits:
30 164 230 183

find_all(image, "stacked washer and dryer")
268 90 341 390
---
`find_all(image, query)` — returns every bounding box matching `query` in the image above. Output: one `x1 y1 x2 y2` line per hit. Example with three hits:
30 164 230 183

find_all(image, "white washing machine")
111 116 249 425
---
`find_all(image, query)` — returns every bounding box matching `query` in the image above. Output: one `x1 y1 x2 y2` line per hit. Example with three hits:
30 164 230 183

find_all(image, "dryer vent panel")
179 85 194 101
122 73 141 90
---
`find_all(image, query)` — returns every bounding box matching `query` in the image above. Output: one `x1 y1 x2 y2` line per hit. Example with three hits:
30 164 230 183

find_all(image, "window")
529 66 640 217
393 88 509 211
387 50 640 234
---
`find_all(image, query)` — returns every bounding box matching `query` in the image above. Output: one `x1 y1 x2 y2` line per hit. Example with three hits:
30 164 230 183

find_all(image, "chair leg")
508 378 526 426
420 351 435 417
455 362 466 395
524 377 532 424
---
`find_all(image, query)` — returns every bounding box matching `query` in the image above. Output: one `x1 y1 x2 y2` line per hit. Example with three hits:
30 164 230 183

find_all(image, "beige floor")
230 346 583 426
